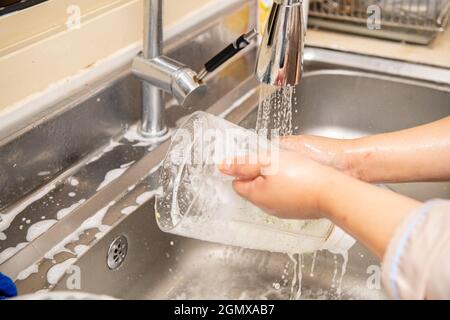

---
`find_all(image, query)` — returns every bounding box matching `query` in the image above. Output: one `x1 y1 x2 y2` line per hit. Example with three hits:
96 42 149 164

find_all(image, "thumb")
218 156 262 180
232 176 266 205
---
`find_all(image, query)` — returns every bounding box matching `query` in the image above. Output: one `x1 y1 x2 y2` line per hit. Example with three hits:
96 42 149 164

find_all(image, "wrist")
341 138 372 182
316 166 349 219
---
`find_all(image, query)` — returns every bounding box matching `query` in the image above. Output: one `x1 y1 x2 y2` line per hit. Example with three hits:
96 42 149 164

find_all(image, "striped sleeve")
382 199 450 300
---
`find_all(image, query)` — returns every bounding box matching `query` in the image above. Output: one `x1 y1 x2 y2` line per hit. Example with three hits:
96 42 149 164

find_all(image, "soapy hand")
219 150 421 259
280 115 450 184
219 151 342 220
279 135 360 179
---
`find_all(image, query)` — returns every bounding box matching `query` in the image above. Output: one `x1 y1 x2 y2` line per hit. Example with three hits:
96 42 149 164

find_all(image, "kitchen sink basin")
48 63 449 300
0 1 449 299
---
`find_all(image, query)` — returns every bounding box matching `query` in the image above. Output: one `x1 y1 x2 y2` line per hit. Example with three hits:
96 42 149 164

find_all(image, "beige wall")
0 0 212 112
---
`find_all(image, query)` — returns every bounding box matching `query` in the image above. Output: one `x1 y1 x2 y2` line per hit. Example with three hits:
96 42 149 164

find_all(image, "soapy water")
0 183 56 234
0 242 28 265
310 251 317 277
166 177 334 255
47 258 77 285
56 199 86 220
166 244 351 300
15 201 115 284
13 179 163 285
96 162 134 192
2 122 167 285
256 83 352 299
288 253 302 300
26 219 58 242
17 263 39 281
329 249 349 296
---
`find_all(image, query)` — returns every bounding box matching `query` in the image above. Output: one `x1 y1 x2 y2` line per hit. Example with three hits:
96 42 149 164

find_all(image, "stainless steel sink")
51 66 449 300
1 0 449 300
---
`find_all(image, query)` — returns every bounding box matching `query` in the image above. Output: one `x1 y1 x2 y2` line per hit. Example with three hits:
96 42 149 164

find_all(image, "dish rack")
308 0 450 44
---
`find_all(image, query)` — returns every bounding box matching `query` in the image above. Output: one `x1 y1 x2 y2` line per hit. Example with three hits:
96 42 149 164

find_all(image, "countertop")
306 27 450 69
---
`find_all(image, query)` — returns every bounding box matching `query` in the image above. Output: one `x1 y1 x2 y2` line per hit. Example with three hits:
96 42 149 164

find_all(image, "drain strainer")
107 235 128 270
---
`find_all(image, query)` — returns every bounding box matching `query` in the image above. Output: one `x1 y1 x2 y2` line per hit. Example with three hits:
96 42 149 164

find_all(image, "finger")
232 176 266 204
218 156 262 180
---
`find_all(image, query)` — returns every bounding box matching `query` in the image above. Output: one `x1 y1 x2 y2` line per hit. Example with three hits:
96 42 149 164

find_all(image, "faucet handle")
197 29 258 81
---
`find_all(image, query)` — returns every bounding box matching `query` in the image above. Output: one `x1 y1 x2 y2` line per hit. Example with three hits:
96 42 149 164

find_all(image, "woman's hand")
219 151 341 220
219 150 420 258
279 135 361 179
281 115 450 183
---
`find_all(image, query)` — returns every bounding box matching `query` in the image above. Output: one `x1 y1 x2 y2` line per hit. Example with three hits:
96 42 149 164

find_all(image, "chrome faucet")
255 0 306 87
132 0 257 138
132 0 206 138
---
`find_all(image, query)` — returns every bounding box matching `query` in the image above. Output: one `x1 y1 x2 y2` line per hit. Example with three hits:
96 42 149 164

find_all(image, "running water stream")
256 84 295 137
255 83 349 299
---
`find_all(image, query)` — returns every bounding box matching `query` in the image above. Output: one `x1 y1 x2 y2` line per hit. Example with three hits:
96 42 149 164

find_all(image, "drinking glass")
155 111 355 254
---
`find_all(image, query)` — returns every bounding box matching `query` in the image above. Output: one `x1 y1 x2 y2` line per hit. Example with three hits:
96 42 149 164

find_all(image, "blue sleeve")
0 272 17 300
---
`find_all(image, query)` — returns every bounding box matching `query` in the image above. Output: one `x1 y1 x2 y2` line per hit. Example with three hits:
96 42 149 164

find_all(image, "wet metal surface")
0 1 449 298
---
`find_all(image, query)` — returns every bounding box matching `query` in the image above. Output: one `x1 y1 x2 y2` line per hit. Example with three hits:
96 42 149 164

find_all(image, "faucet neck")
143 0 163 59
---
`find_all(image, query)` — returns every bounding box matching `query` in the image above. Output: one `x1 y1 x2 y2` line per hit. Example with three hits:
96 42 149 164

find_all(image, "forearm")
347 116 450 183
320 172 421 259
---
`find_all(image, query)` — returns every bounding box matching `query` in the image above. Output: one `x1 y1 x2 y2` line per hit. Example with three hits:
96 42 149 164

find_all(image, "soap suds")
0 242 28 264
124 125 171 147
148 161 163 176
68 177 79 186
136 187 163 205
86 154 102 165
56 199 86 220
44 201 116 260
328 248 349 296
103 139 123 153
120 161 135 168
35 289 50 295
74 245 89 256
47 258 77 285
96 164 133 191
86 140 123 165
17 264 39 281
26 219 58 242
0 183 56 232
121 206 138 215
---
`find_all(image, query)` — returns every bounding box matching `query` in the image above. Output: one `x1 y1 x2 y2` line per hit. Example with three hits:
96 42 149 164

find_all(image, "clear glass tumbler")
155 111 354 254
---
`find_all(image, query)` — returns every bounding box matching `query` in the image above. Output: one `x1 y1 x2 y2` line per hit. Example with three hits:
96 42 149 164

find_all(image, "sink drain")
107 235 128 270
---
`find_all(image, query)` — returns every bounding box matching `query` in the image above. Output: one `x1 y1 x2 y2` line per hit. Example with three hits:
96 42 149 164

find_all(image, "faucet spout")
255 0 306 87
133 0 257 138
